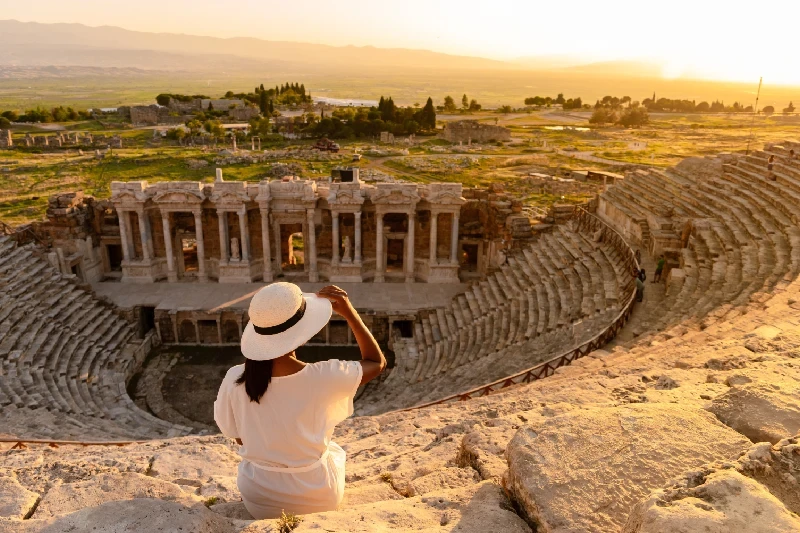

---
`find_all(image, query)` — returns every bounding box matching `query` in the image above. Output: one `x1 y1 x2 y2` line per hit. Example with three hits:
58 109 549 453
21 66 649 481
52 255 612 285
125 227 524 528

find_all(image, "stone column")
134 210 150 261
375 211 385 282
307 209 318 282
161 212 177 282
238 209 250 262
217 210 229 264
354 211 362 265
272 220 283 274
118 210 132 262
429 211 438 265
260 208 272 282
331 211 340 266
450 212 460 265
194 209 208 282
406 211 416 283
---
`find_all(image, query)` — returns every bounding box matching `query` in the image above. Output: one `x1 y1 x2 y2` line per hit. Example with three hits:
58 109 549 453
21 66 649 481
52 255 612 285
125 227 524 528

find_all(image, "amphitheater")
1 143 799 532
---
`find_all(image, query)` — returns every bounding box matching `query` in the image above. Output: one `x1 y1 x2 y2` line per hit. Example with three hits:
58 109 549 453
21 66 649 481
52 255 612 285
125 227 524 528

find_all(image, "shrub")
278 510 303 533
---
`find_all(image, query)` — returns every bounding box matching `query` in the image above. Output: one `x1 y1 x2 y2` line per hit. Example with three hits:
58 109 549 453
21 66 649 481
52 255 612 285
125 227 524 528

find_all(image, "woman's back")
215 359 362 469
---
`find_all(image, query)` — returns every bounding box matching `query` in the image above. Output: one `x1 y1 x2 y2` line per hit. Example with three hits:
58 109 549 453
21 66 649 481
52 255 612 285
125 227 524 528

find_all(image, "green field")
2 108 798 226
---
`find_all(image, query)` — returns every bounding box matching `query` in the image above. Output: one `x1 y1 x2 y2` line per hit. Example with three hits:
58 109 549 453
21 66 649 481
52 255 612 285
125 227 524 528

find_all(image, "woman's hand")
316 285 354 317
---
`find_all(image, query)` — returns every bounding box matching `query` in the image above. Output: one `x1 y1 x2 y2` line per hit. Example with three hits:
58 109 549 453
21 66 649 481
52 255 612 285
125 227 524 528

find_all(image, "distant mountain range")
0 19 665 78
0 20 509 72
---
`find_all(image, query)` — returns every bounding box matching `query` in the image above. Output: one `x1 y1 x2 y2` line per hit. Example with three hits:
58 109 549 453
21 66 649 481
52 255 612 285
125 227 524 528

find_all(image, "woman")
214 282 386 519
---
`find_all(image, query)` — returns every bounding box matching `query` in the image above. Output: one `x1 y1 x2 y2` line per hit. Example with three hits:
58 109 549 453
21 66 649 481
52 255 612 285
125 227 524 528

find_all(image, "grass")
277 510 303 533
203 496 218 508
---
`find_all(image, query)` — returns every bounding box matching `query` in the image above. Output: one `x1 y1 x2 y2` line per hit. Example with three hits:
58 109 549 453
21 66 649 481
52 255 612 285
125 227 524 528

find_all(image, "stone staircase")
0 235 192 440
355 222 633 415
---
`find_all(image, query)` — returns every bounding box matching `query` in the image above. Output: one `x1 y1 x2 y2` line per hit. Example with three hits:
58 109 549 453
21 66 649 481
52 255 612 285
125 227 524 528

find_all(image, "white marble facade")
110 175 466 284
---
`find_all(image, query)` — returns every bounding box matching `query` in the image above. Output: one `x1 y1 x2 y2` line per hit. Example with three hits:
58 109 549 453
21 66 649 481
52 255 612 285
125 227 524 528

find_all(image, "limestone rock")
239 482 530 533
33 472 196 519
341 482 404 506
708 382 800 443
408 466 481 496
199 475 241 504
0 475 39 519
736 434 800 515
505 403 750 533
623 469 800 533
149 442 240 485
209 501 254 520
0 499 236 533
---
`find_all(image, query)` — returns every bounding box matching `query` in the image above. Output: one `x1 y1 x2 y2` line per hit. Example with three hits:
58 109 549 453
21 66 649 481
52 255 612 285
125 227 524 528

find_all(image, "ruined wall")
439 120 511 143
228 107 259 122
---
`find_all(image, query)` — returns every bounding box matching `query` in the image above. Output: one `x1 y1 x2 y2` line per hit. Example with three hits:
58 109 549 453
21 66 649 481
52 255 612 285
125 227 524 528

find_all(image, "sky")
3 0 799 84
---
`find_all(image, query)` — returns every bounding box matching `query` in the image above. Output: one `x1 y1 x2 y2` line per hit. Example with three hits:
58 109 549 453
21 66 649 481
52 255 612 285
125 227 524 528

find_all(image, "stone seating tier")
598 148 800 340
0 236 191 440
355 222 631 415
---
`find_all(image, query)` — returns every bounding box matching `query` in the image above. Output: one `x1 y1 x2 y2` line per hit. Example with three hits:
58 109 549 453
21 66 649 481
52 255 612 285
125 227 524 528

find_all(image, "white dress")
214 359 363 519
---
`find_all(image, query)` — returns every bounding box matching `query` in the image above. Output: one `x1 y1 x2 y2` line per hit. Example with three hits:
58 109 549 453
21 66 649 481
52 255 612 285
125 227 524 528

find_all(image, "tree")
260 83 265 92
249 116 271 137
500 105 512 113
462 94 469 110
695 101 710 112
204 119 224 137
0 116 10 128
762 105 775 115
156 94 172 106
589 108 617 125
208 102 214 111
420 97 436 129
186 119 203 136
166 128 187 142
617 107 649 127
621 96 632 106
468 99 481 111
259 90 268 115
1 110 18 121
555 93 565 105
443 95 457 113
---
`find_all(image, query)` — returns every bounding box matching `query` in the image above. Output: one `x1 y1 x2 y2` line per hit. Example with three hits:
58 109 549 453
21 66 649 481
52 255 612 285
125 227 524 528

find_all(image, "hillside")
0 20 509 72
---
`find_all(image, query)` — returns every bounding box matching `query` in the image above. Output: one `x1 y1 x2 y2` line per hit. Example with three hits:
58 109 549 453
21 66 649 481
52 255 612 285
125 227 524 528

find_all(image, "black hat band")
253 299 307 335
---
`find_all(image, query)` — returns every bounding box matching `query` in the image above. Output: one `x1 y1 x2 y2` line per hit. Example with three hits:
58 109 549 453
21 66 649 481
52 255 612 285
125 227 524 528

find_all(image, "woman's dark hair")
235 358 273 403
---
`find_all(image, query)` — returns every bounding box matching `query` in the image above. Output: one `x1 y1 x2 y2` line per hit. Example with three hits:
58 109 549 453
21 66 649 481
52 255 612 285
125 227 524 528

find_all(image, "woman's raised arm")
317 285 386 385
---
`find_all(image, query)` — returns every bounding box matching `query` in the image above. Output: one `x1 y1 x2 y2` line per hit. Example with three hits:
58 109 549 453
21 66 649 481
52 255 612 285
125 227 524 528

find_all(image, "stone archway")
179 320 197 343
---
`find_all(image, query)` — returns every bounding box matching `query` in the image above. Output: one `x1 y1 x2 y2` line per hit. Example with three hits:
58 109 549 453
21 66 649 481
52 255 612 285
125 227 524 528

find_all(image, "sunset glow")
2 0 798 85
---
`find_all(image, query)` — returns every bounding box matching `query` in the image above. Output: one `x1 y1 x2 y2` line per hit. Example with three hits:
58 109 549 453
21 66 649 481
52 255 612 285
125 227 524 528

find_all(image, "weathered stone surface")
736 434 800 515
239 482 530 533
149 442 240 484
0 475 39 519
0 499 237 533
623 469 800 533
708 382 800 443
209 501 254 520
199 475 241 503
33 472 196 518
505 403 751 533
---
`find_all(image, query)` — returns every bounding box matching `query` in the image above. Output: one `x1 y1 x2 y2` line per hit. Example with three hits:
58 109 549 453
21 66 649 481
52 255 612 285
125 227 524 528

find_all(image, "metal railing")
0 438 147 449
0 220 46 246
392 206 639 412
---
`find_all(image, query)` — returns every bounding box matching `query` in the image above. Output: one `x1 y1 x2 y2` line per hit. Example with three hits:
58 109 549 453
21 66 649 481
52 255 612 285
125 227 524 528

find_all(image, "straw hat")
241 282 332 361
